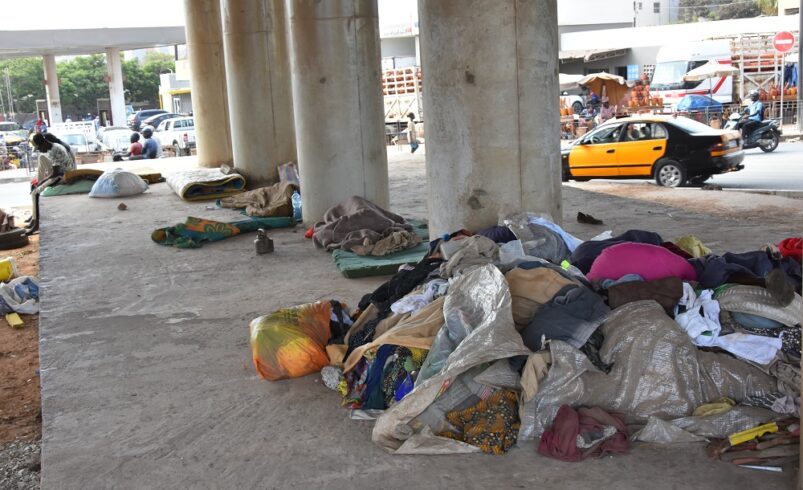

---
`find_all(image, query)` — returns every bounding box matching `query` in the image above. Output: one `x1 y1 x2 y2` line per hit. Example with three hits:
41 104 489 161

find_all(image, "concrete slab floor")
38 150 798 489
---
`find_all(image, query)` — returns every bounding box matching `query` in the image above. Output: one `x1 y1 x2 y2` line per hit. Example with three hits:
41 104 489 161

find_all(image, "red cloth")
779 237 802 261
587 242 697 282
304 227 314 239
538 405 629 462
129 142 143 156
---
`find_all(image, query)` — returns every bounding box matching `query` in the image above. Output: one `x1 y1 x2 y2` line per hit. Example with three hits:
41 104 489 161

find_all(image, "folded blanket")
166 168 246 201
219 182 297 217
152 216 294 248
313 196 415 256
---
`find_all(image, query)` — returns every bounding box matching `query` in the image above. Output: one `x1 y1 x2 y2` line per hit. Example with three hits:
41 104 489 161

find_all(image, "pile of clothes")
251 212 802 459
310 196 422 257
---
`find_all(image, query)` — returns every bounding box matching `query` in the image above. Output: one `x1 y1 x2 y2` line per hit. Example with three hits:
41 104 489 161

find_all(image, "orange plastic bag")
250 301 337 381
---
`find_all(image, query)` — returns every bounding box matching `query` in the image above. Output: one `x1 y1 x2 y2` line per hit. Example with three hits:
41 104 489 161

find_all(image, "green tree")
56 54 108 119
0 57 46 114
122 52 175 108
757 0 777 15
718 1 760 19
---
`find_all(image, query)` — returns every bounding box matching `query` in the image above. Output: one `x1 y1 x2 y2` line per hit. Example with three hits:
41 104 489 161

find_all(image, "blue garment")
142 138 159 159
527 216 584 252
747 100 764 122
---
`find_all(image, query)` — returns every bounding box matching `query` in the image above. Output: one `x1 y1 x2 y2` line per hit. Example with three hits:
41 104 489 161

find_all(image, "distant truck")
153 116 196 156
650 40 734 107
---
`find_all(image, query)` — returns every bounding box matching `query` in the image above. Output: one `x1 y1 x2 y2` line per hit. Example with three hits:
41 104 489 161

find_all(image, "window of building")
626 64 640 81
653 1 660 13
785 8 799 15
616 66 629 79
638 2 643 9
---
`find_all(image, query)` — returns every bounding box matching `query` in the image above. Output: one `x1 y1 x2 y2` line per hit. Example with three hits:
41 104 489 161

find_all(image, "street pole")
797 1 802 132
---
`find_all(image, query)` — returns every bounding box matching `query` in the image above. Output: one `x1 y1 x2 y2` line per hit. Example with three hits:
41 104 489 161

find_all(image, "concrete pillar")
105 47 126 127
419 0 562 236
42 55 62 124
183 0 232 167
222 0 296 187
287 0 389 223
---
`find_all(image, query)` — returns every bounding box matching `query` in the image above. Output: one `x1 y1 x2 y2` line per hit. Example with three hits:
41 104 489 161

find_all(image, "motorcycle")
723 112 781 153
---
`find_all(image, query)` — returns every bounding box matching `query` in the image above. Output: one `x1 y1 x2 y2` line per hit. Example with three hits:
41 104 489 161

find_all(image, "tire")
573 177 590 182
0 228 29 251
759 132 779 153
572 102 583 114
654 159 686 188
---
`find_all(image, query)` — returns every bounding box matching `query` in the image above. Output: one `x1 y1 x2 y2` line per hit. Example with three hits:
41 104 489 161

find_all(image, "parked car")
99 127 135 152
153 116 196 156
0 121 26 149
560 92 585 114
561 115 743 187
140 112 182 132
127 109 167 132
52 132 101 154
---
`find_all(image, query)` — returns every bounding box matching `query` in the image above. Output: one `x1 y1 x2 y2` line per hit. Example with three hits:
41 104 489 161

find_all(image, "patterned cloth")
380 346 427 407
439 389 520 455
151 216 294 249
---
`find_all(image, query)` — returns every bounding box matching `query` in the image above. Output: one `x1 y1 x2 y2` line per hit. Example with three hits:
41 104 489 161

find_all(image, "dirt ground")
0 235 41 443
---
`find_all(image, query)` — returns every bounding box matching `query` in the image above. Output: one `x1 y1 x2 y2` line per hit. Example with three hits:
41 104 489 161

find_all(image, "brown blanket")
313 196 416 255
219 182 297 217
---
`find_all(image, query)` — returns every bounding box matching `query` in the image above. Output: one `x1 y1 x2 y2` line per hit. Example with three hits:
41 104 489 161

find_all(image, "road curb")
0 177 31 184
722 188 803 199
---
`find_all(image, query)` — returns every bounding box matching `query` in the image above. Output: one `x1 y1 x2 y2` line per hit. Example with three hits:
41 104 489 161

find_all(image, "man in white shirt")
406 112 419 153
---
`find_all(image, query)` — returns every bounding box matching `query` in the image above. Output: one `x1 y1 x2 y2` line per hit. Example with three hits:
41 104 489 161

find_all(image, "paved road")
708 142 803 190
0 181 32 212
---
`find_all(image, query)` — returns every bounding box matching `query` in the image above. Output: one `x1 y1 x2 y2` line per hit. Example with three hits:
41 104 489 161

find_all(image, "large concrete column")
42 55 62 124
105 47 126 127
222 0 296 187
419 0 562 236
183 0 233 167
287 0 389 222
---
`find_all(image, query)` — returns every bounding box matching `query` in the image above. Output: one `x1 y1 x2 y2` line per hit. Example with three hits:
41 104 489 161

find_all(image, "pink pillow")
586 242 697 282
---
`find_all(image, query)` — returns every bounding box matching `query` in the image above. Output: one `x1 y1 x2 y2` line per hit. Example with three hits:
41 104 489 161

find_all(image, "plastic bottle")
291 191 302 221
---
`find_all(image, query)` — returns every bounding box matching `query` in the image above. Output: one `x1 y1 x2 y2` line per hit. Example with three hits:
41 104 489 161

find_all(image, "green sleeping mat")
332 220 430 278
41 180 96 197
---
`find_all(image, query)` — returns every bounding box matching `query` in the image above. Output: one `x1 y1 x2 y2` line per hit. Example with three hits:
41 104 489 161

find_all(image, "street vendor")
597 97 615 124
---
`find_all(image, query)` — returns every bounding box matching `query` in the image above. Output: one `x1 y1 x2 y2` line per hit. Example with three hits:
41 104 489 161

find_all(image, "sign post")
773 31 795 127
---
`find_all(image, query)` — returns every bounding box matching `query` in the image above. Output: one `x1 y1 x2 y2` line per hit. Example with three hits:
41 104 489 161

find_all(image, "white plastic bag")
88 168 149 198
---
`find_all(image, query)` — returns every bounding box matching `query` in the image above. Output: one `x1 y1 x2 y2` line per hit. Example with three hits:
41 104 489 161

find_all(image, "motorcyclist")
740 89 764 138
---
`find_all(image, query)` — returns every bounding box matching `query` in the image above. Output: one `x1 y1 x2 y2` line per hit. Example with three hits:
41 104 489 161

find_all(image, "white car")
153 117 196 156
99 128 135 152
561 93 585 114
53 132 100 154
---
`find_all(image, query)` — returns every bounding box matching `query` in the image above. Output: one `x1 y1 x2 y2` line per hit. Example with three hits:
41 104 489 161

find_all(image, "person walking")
406 112 419 154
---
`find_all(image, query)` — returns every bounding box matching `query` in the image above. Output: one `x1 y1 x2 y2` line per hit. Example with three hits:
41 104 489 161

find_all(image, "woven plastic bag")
88 168 148 198
250 301 336 381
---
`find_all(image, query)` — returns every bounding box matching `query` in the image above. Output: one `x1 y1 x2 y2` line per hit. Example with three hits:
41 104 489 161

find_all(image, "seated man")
26 133 74 235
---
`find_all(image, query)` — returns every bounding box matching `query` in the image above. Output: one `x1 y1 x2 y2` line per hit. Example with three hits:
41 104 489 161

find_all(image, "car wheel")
760 132 779 153
572 102 583 114
654 159 686 188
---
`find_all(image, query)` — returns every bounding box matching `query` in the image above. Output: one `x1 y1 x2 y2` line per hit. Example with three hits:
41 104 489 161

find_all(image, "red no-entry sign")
773 31 795 53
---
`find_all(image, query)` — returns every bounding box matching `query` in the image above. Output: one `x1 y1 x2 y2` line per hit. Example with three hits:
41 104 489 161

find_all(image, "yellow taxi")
562 115 744 187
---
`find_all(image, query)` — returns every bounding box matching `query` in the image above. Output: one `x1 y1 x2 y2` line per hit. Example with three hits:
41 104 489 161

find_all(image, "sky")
6 0 185 30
